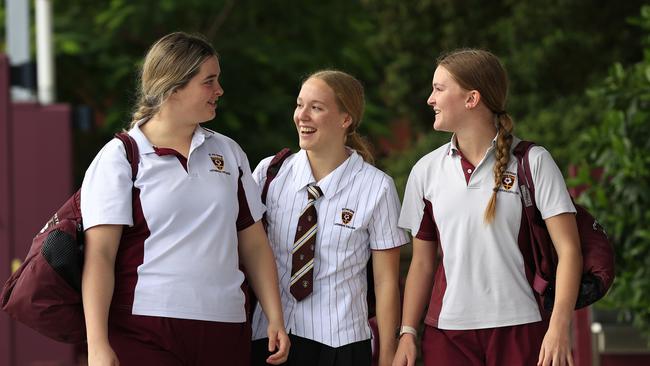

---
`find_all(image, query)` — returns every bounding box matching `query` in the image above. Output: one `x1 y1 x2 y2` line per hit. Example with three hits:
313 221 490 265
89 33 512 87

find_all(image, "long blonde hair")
437 49 512 223
130 32 217 128
307 70 374 165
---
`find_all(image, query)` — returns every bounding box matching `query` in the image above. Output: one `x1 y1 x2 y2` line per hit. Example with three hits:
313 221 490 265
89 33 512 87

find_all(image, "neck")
306 145 349 182
454 115 498 164
140 111 196 157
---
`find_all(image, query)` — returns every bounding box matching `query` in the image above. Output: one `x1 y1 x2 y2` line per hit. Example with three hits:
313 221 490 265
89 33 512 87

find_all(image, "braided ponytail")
483 113 513 223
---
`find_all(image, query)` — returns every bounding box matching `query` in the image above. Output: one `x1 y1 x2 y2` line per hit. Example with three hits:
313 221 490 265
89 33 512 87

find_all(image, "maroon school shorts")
108 307 251 366
422 319 550 366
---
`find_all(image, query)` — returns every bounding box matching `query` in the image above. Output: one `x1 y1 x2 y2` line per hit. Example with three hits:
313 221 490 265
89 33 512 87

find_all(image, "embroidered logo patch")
210 154 224 171
501 173 516 190
209 154 231 175
335 208 356 229
341 208 354 224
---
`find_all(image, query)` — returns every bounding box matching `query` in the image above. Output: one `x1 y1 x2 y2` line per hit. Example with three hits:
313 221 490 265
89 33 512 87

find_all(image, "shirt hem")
131 306 245 323
431 314 543 330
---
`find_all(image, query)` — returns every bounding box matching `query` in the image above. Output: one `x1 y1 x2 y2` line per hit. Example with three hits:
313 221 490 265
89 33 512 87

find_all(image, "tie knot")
307 185 323 201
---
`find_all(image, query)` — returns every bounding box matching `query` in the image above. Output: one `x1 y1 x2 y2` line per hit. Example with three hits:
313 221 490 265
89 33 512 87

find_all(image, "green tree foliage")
571 5 650 337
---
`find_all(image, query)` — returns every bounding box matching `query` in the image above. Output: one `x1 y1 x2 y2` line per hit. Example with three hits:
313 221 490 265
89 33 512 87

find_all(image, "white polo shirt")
399 135 576 330
80 120 264 323
250 149 409 347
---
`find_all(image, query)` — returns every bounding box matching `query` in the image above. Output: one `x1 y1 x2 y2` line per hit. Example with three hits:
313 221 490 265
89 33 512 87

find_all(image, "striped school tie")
290 185 323 301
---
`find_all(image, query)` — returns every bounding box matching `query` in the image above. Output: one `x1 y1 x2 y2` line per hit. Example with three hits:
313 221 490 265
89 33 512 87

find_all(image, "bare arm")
538 213 582 366
372 247 401 366
82 224 122 366
392 238 437 366
238 221 289 365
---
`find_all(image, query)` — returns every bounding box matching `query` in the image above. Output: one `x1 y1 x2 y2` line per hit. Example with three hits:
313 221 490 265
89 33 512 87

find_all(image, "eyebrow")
203 74 218 80
296 97 326 104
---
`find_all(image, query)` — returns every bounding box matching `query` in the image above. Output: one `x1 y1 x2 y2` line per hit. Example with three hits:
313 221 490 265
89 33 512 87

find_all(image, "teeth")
300 127 316 133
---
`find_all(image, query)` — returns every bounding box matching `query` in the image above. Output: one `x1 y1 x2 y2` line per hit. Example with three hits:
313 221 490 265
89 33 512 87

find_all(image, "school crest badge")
501 173 516 190
210 154 225 171
341 208 354 225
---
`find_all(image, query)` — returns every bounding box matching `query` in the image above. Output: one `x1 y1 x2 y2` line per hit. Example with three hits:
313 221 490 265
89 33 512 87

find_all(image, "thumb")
268 332 278 353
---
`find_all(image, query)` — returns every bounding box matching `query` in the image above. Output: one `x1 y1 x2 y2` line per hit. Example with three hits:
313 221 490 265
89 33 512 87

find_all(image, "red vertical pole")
573 307 594 366
0 54 16 366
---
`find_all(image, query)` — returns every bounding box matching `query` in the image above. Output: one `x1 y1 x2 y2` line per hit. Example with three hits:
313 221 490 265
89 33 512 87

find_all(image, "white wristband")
398 325 418 339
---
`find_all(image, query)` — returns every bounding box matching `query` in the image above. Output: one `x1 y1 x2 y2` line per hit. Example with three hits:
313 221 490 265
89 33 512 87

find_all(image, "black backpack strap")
114 132 140 181
261 148 292 204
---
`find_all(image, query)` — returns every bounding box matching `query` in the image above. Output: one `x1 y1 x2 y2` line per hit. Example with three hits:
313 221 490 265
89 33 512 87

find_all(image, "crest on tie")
341 208 355 225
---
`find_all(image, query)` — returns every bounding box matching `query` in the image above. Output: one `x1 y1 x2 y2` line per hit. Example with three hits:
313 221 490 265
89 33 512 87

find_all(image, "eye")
296 102 303 108
312 106 323 111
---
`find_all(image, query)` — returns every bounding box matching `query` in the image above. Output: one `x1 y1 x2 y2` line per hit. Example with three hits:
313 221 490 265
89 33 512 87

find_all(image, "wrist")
397 325 418 340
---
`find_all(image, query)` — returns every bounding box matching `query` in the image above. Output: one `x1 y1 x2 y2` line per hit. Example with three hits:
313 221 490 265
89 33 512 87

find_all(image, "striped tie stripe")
290 185 322 300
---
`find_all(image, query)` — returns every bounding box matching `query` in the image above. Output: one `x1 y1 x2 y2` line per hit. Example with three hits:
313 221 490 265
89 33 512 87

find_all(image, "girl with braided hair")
393 49 582 366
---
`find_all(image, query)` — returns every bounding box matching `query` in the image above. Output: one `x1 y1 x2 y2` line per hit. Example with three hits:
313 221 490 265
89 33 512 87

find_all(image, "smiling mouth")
300 126 317 135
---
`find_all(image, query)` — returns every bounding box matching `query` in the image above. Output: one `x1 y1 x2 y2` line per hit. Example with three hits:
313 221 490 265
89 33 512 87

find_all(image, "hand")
87 341 119 366
537 325 574 366
265 322 290 365
392 334 417 366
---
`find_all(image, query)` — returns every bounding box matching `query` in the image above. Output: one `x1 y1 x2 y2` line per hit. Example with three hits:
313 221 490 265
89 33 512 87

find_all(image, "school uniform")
81 120 264 365
398 134 576 366
250 149 408 365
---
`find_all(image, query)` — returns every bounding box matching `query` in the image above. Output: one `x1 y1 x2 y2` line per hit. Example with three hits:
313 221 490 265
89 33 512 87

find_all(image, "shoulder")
409 142 450 178
91 137 129 166
202 127 247 158
357 159 396 190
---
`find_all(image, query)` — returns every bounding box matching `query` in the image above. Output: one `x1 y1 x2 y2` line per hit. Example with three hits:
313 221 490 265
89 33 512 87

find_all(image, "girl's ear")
341 114 352 128
465 90 481 109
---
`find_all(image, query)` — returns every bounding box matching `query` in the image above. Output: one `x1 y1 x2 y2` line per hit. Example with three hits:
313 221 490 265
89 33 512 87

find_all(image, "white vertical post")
36 0 55 104
6 0 36 101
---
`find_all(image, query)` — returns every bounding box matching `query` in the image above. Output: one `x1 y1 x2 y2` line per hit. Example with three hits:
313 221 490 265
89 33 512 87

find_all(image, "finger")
567 351 575 366
537 347 545 366
268 333 278 352
553 350 560 366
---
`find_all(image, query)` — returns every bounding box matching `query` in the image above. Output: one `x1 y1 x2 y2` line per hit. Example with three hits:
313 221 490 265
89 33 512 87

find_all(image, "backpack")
513 141 615 311
1 133 139 343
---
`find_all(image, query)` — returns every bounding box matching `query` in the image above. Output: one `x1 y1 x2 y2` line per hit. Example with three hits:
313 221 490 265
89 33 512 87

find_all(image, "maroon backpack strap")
261 148 292 205
513 140 551 295
114 132 139 181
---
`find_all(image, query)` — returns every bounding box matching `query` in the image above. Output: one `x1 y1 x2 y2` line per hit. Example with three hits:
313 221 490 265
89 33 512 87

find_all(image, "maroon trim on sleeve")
153 146 188 172
415 199 438 241
111 186 150 309
425 240 446 327
236 168 255 231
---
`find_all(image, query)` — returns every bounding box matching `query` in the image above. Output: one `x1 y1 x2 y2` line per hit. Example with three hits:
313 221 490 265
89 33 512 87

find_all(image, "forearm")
549 245 582 329
400 255 435 329
82 255 115 345
374 277 400 364
239 224 284 325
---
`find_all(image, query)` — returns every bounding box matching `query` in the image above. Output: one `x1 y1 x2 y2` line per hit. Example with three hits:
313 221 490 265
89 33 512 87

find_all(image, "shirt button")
467 168 473 174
